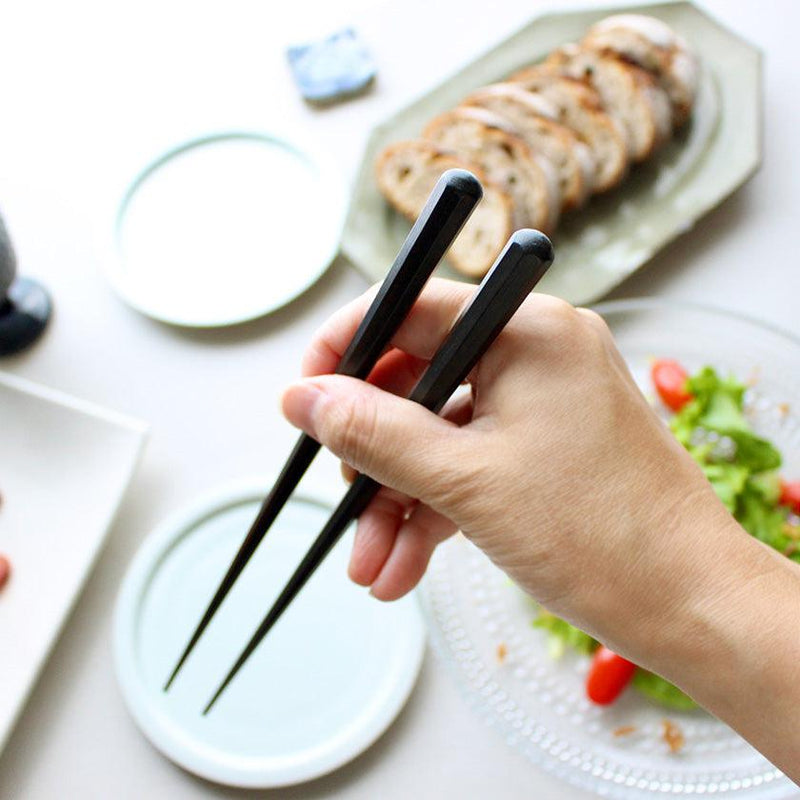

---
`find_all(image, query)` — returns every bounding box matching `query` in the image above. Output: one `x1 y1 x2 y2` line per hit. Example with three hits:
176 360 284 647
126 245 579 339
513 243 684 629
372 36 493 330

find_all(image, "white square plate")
0 371 146 753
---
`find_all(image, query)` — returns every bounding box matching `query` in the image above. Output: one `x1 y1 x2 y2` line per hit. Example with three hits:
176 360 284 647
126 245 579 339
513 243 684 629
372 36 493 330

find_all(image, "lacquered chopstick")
165 170 483 690
203 229 554 713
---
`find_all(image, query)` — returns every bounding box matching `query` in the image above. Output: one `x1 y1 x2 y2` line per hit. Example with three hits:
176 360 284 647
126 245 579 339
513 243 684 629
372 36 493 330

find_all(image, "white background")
0 0 798 798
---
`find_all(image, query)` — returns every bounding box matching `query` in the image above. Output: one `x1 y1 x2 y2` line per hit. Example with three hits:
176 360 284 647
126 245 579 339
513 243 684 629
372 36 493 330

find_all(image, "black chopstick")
165 170 483 690
203 229 554 713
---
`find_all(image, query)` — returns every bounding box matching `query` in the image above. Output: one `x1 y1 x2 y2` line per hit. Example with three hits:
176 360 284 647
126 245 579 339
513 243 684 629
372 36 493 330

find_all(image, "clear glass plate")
418 299 800 798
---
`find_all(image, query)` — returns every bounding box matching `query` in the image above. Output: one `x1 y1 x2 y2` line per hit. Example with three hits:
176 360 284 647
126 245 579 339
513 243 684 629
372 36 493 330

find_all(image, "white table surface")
0 1 798 798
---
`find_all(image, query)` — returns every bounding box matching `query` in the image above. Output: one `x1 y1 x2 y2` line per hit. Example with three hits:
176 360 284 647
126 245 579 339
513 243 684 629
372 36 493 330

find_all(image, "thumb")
281 375 473 507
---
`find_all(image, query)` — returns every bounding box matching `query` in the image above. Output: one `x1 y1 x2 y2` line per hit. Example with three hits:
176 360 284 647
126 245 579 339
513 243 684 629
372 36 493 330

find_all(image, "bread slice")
582 14 698 127
543 44 672 162
375 139 512 278
509 68 627 193
423 107 560 233
463 83 596 211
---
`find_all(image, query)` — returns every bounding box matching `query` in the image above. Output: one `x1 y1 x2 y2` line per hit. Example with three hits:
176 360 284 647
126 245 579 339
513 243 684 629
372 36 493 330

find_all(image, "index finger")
301 278 475 378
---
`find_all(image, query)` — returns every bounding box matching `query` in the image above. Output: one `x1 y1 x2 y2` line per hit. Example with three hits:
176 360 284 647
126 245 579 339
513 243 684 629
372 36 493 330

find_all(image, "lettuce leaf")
702 462 749 512
631 670 697 710
531 610 596 658
671 366 781 472
725 431 782 473
738 483 799 558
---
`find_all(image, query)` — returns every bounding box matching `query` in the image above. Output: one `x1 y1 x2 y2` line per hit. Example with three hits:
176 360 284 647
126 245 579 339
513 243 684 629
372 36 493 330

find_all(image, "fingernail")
282 381 324 435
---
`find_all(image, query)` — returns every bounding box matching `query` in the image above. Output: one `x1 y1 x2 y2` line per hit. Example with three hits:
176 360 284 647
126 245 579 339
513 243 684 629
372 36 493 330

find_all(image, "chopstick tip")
163 658 186 692
202 689 223 716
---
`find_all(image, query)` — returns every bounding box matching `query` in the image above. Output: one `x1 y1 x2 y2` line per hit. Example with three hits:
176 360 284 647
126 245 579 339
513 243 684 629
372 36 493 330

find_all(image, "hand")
282 280 735 648
282 279 800 778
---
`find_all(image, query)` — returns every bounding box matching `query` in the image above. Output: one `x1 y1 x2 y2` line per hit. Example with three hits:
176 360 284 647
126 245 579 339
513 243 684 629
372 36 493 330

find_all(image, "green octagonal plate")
341 1 761 304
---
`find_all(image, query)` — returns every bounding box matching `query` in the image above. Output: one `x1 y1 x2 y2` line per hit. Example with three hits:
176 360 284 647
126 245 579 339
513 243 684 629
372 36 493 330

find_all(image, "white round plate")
114 481 425 788
104 131 346 327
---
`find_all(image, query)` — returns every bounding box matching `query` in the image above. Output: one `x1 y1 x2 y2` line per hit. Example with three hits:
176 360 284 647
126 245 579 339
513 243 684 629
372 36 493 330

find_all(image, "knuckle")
521 295 580 339
530 293 574 318
577 307 611 336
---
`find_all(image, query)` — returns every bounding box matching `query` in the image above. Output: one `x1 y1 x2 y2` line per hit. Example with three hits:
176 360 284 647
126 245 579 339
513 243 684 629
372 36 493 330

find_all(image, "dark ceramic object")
0 214 52 356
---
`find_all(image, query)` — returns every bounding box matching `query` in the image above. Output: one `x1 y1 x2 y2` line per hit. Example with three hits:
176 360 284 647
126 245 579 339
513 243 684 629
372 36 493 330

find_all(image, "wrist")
553 479 800 776
570 483 759 677
566 483 745 665
640 520 772 684
653 533 800 777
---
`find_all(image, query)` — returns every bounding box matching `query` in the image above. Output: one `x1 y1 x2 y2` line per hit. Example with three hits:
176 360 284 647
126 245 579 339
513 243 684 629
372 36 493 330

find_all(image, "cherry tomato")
779 480 800 515
651 358 693 412
0 555 10 591
586 646 636 705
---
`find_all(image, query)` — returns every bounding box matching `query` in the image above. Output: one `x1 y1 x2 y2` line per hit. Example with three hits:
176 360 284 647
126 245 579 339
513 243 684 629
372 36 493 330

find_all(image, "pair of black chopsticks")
164 170 554 713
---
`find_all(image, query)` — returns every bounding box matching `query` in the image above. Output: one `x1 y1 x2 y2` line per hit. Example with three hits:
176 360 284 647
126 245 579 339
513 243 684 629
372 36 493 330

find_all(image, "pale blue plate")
114 481 425 788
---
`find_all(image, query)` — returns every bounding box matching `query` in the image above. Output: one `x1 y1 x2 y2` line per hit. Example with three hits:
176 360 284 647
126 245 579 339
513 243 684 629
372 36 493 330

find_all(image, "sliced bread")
375 139 512 278
509 68 627 193
543 44 672 162
582 14 698 127
463 83 596 211
423 106 560 233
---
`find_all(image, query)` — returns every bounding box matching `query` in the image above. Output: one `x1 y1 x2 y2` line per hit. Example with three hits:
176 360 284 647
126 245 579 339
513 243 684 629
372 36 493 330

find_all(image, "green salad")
531 360 800 710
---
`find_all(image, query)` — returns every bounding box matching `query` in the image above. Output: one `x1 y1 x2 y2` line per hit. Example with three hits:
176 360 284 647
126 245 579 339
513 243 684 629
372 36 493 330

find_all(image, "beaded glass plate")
418 300 800 798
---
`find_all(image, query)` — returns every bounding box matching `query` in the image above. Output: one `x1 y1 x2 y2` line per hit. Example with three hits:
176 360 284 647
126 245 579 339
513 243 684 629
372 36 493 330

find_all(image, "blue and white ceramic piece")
287 28 376 104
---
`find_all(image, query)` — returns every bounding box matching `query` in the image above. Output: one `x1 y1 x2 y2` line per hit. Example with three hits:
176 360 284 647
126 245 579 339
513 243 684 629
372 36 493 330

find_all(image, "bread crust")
582 14 698 127
509 67 628 192
544 44 672 163
423 107 560 233
463 82 596 211
374 13 697 267
375 139 513 278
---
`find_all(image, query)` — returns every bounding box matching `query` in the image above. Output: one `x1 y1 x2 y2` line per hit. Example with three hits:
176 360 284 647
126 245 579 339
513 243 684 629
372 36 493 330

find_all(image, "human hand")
282 280 800 777
282 279 746 656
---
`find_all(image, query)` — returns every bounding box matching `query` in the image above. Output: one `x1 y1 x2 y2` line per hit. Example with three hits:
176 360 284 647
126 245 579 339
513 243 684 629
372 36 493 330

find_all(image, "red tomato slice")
586 646 636 705
651 359 693 412
779 480 800 515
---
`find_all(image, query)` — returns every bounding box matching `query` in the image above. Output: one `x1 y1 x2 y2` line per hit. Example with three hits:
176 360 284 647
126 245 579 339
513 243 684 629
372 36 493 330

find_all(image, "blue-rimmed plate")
102 131 347 328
